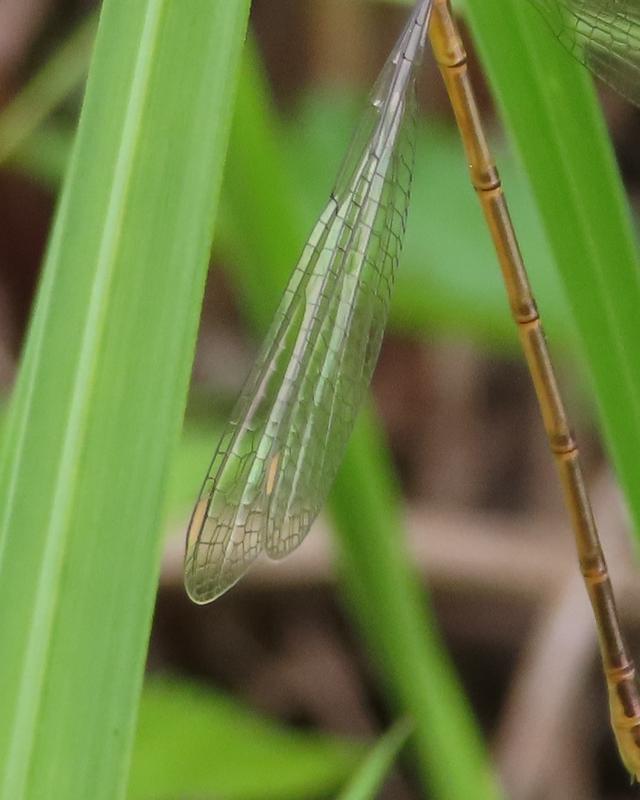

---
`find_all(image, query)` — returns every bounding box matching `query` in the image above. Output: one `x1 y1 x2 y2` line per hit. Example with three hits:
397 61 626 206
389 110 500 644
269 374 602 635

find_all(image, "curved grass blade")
337 718 413 800
529 0 640 106
185 0 433 603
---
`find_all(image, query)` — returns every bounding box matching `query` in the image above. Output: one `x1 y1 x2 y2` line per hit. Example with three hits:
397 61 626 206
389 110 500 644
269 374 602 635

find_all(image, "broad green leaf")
130 678 362 800
0 1 250 798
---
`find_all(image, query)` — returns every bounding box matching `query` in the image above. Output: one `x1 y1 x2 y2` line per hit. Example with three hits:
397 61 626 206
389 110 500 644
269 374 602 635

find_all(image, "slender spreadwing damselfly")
185 0 640 779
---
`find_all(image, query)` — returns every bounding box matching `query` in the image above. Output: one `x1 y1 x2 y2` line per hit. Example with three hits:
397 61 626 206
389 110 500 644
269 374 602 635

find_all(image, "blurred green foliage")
336 718 413 800
7 61 573 355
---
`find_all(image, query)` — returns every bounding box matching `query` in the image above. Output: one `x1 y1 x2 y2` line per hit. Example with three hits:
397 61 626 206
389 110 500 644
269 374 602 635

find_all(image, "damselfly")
185 0 640 779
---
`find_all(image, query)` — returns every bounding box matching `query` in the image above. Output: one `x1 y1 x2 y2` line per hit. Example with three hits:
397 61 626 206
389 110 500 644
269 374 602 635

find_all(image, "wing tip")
183 572 221 605
184 564 248 604
183 496 223 604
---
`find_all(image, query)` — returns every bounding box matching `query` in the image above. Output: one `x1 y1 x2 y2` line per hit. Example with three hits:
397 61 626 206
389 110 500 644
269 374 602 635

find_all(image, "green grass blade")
462 0 640 541
336 719 413 800
219 38 502 800
332 415 500 800
130 678 362 800
0 1 250 798
0 13 97 164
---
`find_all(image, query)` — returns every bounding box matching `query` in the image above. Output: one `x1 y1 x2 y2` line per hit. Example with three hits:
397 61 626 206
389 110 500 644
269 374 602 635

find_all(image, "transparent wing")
530 0 640 107
184 1 432 604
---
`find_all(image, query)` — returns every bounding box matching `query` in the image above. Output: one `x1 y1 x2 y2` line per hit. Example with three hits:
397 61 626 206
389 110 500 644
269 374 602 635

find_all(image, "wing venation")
531 0 640 107
184 0 431 603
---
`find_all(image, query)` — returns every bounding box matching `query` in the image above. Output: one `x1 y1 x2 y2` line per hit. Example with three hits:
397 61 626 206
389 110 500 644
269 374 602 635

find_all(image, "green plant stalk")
0 1 250 798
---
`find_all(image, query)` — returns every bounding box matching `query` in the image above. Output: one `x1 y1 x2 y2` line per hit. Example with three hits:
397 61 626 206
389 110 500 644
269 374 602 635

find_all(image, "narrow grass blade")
332 413 500 800
462 0 640 544
337 718 413 800
0 1 250 798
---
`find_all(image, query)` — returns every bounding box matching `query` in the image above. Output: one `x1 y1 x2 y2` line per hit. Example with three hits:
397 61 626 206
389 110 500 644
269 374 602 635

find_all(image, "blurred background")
1 0 640 798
